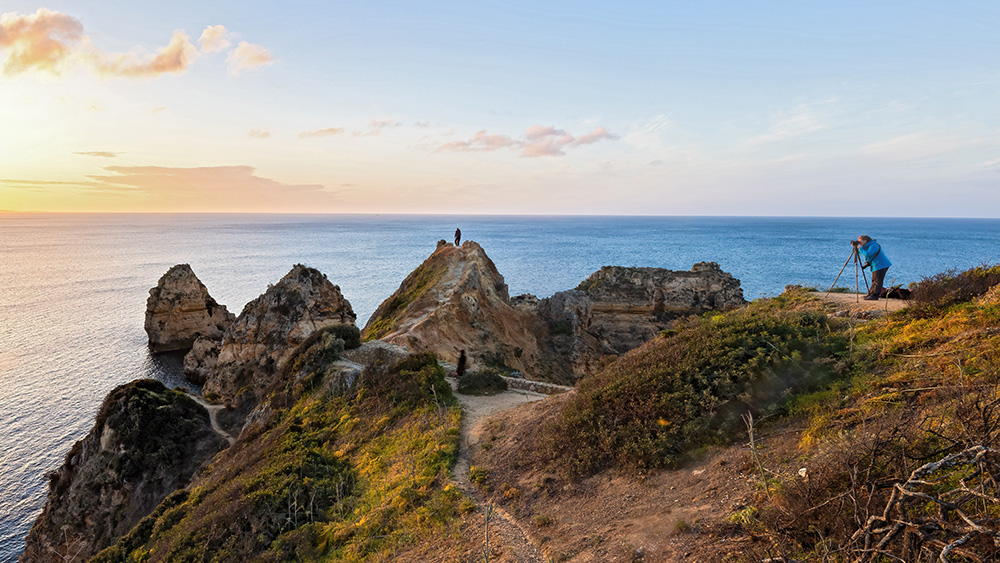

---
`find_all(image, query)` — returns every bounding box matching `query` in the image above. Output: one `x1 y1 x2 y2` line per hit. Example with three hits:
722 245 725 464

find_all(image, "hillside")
470 267 1000 562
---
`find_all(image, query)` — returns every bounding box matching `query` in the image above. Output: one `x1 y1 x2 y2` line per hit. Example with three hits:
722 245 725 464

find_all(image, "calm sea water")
1 213 999 561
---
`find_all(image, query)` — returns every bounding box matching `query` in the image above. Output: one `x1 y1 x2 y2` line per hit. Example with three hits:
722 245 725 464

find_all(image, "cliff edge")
20 380 226 563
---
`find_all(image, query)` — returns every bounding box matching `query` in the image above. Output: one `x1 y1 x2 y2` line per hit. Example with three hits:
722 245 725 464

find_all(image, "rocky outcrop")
363 241 546 375
367 244 745 383
20 380 226 563
203 264 357 401
144 264 235 353
182 336 221 384
567 262 745 352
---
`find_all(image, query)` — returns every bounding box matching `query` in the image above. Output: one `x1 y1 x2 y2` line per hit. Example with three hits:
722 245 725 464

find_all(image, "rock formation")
362 240 546 375
19 380 226 563
203 264 357 401
144 264 235 353
367 243 745 383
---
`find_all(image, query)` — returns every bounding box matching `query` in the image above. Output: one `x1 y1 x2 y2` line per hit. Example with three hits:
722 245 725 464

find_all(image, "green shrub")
540 303 848 475
457 368 508 396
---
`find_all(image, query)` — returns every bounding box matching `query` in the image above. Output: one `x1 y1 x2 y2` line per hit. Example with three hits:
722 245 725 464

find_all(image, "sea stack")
144 264 235 353
203 264 357 401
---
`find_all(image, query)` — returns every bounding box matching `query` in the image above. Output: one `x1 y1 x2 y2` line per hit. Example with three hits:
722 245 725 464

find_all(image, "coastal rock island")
144 264 235 353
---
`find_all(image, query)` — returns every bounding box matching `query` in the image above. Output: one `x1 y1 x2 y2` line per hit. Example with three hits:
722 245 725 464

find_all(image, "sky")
1 1 999 216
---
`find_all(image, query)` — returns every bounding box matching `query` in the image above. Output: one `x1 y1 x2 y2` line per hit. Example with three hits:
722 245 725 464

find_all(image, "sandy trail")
188 394 236 446
816 291 909 315
449 380 549 562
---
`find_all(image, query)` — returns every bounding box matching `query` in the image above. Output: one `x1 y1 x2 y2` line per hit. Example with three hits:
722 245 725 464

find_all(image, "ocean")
1 213 999 561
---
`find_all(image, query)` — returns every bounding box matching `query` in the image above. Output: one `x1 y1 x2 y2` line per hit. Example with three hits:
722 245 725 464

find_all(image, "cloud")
74 151 120 158
352 118 403 137
743 105 828 146
0 9 84 74
248 129 271 139
435 124 617 157
227 41 273 74
299 127 345 139
91 30 197 77
83 165 334 211
0 9 272 79
198 25 230 53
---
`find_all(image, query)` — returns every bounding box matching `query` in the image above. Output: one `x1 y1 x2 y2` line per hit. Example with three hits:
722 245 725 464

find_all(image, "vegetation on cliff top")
93 347 464 563
362 261 446 341
536 293 849 475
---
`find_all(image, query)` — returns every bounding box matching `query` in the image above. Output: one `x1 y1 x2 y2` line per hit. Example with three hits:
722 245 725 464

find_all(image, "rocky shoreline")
19 240 744 562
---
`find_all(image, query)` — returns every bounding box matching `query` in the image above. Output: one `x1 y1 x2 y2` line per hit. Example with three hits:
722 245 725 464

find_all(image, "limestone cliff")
144 264 235 353
20 380 226 563
367 244 745 383
203 264 357 401
362 240 546 374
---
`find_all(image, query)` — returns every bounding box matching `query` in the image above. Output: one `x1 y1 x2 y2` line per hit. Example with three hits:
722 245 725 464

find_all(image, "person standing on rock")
456 350 467 378
454 228 462 246
853 235 892 301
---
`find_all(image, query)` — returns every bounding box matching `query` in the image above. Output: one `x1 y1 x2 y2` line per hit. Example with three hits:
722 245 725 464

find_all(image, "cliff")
366 242 745 382
362 240 546 374
20 380 226 563
203 264 357 401
144 264 235 353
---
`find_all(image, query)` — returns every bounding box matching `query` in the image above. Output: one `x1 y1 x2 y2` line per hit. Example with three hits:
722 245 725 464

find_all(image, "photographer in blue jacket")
853 235 892 301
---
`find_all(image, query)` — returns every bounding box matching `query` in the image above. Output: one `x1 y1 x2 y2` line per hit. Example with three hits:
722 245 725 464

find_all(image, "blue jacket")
858 240 891 271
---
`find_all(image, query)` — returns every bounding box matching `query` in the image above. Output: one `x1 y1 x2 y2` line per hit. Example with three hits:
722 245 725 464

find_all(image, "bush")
540 303 848 475
908 264 1000 314
457 368 508 396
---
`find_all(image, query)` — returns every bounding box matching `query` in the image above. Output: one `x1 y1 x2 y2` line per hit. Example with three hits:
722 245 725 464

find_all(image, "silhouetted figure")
456 350 467 378
454 228 462 246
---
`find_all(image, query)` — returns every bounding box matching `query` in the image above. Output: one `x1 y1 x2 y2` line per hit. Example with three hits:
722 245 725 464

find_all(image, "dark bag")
880 286 911 300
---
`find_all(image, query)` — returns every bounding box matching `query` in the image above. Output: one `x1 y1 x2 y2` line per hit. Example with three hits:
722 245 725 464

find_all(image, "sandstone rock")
20 380 226 563
569 262 746 353
362 241 546 376
182 336 221 385
365 243 745 384
203 264 357 401
144 264 235 353
340 340 411 369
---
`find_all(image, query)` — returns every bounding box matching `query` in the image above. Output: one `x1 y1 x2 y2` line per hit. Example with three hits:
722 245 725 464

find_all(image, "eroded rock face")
362 241 546 376
145 264 235 353
366 243 745 383
183 336 221 384
20 380 226 563
570 262 746 352
203 264 357 401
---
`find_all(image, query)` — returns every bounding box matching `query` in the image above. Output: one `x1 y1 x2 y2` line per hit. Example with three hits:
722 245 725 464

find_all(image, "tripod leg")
827 250 856 295
855 249 860 303
862 265 870 294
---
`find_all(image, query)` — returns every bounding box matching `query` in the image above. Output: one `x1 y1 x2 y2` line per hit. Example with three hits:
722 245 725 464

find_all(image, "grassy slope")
91 353 473 563
473 270 1000 562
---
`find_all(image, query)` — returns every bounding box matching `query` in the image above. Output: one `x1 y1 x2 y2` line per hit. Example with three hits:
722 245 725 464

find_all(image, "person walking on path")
454 228 462 246
456 350 467 378
853 235 892 300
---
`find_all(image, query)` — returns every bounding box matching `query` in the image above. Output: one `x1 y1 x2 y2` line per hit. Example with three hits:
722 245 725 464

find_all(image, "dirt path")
449 380 549 562
188 394 236 446
815 291 909 315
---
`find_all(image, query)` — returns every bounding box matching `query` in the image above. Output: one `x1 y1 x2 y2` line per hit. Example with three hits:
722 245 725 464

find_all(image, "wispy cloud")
81 165 334 211
0 10 272 79
90 30 197 77
74 151 121 158
743 105 828 146
299 127 345 139
248 129 271 139
352 118 403 137
227 41 273 75
435 124 617 157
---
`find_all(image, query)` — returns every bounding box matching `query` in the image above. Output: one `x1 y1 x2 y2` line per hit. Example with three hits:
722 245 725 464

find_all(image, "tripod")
827 246 870 302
